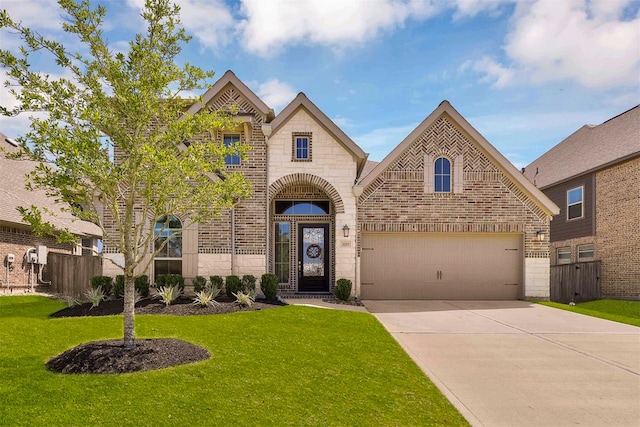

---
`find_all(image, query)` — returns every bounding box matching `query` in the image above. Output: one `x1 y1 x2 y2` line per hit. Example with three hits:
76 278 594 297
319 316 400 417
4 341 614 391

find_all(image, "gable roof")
270 92 369 177
185 70 275 120
357 100 559 217
523 105 640 189
0 133 102 237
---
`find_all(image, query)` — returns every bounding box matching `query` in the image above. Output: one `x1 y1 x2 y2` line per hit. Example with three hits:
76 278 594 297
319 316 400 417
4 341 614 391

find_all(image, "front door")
298 224 330 292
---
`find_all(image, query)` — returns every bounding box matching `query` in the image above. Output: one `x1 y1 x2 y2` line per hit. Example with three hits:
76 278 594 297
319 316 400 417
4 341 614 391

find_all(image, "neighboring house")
103 70 559 300
524 106 640 298
0 133 102 289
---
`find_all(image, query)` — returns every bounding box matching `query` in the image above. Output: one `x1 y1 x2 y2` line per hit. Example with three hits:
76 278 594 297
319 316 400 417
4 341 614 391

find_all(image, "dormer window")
292 132 312 162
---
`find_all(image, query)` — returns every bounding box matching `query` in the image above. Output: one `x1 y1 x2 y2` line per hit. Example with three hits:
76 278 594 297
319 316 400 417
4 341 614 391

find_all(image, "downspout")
352 185 364 298
262 123 273 275
231 207 236 275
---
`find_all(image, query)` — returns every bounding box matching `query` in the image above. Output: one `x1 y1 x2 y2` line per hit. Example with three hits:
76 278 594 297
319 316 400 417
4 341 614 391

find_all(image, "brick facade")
100 74 556 299
0 224 74 288
595 156 640 297
358 116 550 255
357 113 554 300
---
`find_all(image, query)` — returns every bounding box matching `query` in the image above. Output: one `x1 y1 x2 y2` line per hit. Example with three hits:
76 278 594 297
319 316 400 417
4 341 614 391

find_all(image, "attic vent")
5 137 18 147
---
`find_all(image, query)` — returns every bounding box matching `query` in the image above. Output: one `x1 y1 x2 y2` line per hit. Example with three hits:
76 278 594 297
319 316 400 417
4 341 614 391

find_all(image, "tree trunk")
123 273 136 348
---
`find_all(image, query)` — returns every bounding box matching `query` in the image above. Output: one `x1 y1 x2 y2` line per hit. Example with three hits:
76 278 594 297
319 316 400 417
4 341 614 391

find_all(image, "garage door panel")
361 233 522 300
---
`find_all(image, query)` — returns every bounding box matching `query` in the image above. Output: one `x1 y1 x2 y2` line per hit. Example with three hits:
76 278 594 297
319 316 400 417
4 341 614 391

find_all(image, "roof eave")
270 93 368 168
185 70 275 120
359 100 560 217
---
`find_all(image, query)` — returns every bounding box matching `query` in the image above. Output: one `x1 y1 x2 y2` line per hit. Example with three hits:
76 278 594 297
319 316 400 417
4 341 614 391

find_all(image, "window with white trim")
557 247 571 264
567 186 584 220
578 244 594 260
224 133 241 166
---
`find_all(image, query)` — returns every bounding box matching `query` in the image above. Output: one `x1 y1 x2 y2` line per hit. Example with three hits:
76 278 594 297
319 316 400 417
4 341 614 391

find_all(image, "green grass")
0 296 468 426
539 299 640 327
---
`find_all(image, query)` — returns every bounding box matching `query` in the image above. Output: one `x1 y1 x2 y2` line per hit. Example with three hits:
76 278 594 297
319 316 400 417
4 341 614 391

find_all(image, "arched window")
434 157 451 193
154 215 182 279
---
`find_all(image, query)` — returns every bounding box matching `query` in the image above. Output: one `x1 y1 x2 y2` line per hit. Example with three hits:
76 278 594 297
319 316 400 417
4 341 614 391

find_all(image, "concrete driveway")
365 300 640 427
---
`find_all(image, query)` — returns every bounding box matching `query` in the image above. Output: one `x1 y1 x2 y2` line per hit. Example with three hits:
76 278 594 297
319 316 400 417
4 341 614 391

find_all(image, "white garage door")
360 233 522 300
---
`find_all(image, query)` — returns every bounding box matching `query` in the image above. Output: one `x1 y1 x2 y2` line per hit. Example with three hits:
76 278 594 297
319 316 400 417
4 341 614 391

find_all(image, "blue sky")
1 0 639 169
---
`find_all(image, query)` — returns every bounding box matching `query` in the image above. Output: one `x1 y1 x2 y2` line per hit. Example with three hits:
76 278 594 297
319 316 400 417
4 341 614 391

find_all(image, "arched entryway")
269 174 344 293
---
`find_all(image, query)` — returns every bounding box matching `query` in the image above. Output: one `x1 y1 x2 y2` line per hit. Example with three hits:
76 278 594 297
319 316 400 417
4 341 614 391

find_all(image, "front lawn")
0 296 468 426
539 299 640 327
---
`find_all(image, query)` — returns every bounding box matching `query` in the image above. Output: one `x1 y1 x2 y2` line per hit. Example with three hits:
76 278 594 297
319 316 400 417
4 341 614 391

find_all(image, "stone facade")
268 107 360 291
595 156 640 297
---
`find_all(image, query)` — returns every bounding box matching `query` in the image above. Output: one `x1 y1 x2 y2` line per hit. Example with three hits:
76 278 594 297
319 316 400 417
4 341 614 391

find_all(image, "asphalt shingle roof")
524 105 640 189
0 132 102 237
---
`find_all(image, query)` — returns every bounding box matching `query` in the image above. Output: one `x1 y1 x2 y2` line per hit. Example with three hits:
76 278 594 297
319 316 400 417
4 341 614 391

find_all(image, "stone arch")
269 173 345 214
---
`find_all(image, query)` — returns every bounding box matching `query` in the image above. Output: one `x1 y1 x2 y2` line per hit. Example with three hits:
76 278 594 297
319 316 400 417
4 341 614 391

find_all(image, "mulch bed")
47 296 286 375
50 296 285 318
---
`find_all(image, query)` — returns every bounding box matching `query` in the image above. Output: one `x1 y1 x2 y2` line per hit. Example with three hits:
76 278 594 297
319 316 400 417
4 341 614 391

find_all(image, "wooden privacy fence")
550 261 601 304
47 252 103 298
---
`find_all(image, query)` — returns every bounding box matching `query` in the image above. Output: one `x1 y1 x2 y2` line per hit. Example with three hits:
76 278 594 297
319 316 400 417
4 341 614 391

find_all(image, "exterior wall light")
343 224 350 238
536 230 545 242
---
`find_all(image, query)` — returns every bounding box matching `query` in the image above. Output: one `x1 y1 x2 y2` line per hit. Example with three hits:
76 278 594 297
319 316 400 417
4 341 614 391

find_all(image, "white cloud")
1 0 63 31
175 0 236 49
332 116 352 128
125 0 235 49
452 0 512 19
238 0 441 56
466 0 640 90
256 79 297 112
462 56 515 88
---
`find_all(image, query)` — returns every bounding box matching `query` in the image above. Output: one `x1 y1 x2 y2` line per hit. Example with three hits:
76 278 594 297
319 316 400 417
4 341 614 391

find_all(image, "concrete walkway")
365 300 640 427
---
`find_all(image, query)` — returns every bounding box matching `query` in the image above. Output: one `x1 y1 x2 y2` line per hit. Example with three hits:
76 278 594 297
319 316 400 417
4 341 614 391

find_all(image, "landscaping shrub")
260 273 279 300
233 290 254 307
242 274 256 294
155 285 181 306
113 275 124 298
156 274 184 292
192 288 220 307
84 287 105 308
209 275 224 291
225 275 242 298
90 275 113 296
334 278 352 301
113 275 148 299
134 275 150 297
192 276 207 293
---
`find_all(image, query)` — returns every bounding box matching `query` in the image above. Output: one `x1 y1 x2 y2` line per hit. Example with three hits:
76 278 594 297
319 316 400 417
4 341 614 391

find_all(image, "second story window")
224 134 241 166
296 137 309 159
292 132 312 162
567 186 583 220
434 157 451 193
